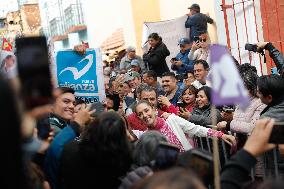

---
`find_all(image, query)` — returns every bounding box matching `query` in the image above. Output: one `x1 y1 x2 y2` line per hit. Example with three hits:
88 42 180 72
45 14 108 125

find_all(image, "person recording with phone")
170 38 194 75
188 34 210 62
177 85 197 117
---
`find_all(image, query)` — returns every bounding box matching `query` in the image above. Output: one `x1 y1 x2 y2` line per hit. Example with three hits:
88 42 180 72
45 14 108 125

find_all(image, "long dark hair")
240 70 258 97
79 112 132 172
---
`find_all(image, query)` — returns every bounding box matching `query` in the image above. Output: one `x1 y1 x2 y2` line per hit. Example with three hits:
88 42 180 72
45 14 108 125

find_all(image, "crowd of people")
1 3 284 189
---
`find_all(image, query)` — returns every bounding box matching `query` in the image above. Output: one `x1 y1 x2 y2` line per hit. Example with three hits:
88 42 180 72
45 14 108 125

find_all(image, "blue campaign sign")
56 50 101 103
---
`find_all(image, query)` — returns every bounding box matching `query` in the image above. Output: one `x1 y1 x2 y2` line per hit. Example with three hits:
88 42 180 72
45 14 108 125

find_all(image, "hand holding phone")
244 119 276 157
177 101 185 108
16 36 53 110
269 121 284 144
191 42 200 51
178 107 191 120
157 95 171 107
170 57 177 64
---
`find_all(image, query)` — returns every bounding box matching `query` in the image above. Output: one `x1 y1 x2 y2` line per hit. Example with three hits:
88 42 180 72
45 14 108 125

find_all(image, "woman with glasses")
188 34 210 62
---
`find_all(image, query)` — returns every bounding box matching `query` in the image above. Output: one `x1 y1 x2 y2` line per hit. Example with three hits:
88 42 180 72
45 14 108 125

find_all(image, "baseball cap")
124 71 140 82
188 3 200 10
130 59 140 67
178 38 190 45
126 46 136 52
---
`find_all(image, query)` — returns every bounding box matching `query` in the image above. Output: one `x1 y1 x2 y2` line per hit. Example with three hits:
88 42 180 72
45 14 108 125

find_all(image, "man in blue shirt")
161 72 182 106
171 37 194 74
185 4 213 43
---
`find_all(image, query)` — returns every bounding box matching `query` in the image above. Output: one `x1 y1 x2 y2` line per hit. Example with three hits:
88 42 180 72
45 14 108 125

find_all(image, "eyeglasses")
199 39 206 42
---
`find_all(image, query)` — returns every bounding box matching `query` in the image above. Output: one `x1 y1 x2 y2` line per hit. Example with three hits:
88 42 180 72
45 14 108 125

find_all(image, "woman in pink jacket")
229 67 266 136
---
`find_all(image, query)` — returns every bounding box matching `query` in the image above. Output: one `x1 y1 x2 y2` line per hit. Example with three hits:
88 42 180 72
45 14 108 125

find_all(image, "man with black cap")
170 37 194 74
185 3 214 43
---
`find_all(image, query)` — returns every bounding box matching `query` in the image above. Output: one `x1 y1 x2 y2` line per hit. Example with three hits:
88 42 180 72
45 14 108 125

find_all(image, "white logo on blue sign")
59 54 93 80
56 50 98 99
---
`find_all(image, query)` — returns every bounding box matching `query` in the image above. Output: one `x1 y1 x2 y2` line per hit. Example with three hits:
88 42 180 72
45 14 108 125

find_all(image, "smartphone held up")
269 122 284 144
15 36 53 110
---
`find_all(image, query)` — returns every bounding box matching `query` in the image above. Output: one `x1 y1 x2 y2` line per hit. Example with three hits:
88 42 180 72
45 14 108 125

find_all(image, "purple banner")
210 44 249 109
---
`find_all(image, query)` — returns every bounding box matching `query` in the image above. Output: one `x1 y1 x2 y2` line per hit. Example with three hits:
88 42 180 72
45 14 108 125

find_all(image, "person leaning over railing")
134 100 235 152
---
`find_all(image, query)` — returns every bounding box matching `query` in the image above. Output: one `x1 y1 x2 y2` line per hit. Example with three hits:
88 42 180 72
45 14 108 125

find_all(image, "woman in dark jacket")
187 86 222 126
143 33 170 77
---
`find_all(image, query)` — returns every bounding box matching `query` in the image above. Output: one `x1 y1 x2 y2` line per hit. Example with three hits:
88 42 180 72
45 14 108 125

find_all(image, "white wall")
119 0 137 48
82 0 124 48
159 0 189 20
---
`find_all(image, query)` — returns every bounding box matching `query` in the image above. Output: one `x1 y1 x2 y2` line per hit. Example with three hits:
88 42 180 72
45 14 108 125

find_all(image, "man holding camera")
257 42 284 77
171 38 194 75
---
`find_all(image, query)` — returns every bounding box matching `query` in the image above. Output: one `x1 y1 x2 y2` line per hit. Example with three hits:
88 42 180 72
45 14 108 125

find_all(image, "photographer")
246 42 284 77
256 42 284 77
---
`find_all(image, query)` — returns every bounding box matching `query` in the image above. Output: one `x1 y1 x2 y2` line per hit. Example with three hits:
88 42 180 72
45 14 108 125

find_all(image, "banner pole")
211 105 221 189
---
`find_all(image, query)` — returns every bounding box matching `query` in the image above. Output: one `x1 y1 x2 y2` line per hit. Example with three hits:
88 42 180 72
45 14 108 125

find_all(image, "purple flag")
210 44 249 109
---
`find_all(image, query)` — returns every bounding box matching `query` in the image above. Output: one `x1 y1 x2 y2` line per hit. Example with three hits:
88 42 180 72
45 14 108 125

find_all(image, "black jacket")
118 166 152 189
143 41 170 77
189 104 222 126
260 97 284 121
260 97 284 177
221 149 256 189
265 43 284 77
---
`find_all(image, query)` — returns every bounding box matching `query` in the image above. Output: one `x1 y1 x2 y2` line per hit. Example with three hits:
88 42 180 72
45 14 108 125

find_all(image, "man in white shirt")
192 60 210 89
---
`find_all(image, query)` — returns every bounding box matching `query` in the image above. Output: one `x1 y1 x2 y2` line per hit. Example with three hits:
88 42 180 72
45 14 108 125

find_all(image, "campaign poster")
56 49 105 103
